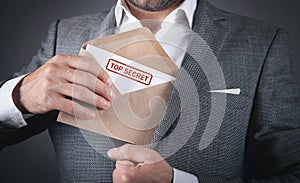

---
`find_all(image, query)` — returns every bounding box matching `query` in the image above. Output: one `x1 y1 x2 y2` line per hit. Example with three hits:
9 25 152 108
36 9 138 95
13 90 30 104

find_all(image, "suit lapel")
89 6 116 40
192 0 228 57
151 0 230 147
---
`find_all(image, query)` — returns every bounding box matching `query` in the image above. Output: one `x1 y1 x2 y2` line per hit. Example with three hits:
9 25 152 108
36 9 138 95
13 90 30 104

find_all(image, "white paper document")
86 44 176 95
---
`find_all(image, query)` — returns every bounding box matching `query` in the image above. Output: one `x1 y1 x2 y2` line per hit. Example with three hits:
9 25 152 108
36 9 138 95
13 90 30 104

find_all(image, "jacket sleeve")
0 20 59 149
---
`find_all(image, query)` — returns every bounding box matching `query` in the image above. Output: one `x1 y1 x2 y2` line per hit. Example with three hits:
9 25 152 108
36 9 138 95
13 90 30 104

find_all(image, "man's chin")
125 0 184 12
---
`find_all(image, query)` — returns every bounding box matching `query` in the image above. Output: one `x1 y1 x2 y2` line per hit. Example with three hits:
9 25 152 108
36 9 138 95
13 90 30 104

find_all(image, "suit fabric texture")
1 0 300 182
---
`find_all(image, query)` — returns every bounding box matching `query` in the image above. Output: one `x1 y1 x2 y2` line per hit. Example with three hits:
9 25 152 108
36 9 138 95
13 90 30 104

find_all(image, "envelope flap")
83 27 178 77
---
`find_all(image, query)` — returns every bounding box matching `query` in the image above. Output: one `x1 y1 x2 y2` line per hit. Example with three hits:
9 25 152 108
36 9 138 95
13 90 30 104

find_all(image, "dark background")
0 0 299 182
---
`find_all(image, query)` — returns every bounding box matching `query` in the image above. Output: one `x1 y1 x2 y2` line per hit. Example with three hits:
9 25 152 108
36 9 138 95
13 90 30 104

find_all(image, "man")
1 0 300 182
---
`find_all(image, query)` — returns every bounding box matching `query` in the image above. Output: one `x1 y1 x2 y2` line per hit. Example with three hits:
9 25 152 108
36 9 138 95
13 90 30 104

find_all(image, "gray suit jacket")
1 0 300 182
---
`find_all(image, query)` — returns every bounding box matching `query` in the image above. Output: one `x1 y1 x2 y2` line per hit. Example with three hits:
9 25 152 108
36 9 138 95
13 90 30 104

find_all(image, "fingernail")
110 91 115 100
107 148 116 158
103 101 111 109
107 78 112 86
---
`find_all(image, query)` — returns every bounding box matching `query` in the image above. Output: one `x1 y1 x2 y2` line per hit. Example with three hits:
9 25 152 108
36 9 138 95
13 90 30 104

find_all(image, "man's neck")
125 0 183 21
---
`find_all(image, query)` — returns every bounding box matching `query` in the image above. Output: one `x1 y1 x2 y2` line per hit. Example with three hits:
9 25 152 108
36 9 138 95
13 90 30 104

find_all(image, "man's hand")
12 55 115 119
108 144 173 183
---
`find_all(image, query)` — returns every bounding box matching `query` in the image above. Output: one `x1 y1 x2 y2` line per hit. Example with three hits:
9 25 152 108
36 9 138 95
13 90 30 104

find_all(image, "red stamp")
106 59 153 86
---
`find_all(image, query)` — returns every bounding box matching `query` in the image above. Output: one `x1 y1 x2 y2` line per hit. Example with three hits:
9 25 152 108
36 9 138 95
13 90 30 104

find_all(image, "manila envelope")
57 27 178 145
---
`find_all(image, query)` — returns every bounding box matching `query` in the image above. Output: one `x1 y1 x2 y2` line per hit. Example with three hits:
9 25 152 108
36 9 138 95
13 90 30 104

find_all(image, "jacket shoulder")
58 11 109 30
53 11 112 55
206 2 279 38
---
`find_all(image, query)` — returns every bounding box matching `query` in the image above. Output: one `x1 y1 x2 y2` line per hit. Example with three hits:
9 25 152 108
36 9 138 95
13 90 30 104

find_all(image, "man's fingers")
55 98 96 119
108 144 146 163
113 169 132 183
58 83 111 110
15 54 113 116
110 145 173 183
107 144 163 164
114 161 138 183
116 160 136 167
64 55 112 86
112 170 120 183
63 69 115 101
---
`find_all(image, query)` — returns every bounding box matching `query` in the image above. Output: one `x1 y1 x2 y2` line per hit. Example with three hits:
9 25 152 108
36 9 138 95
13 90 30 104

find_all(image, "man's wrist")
12 78 30 114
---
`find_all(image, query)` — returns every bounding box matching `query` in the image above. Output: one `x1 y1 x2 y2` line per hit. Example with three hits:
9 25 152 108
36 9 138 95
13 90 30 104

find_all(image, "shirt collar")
115 0 197 29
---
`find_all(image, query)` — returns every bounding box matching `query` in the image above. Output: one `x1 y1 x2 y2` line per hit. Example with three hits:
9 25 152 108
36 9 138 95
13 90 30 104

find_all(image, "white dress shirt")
115 0 196 68
0 74 28 128
0 0 199 182
115 0 198 182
